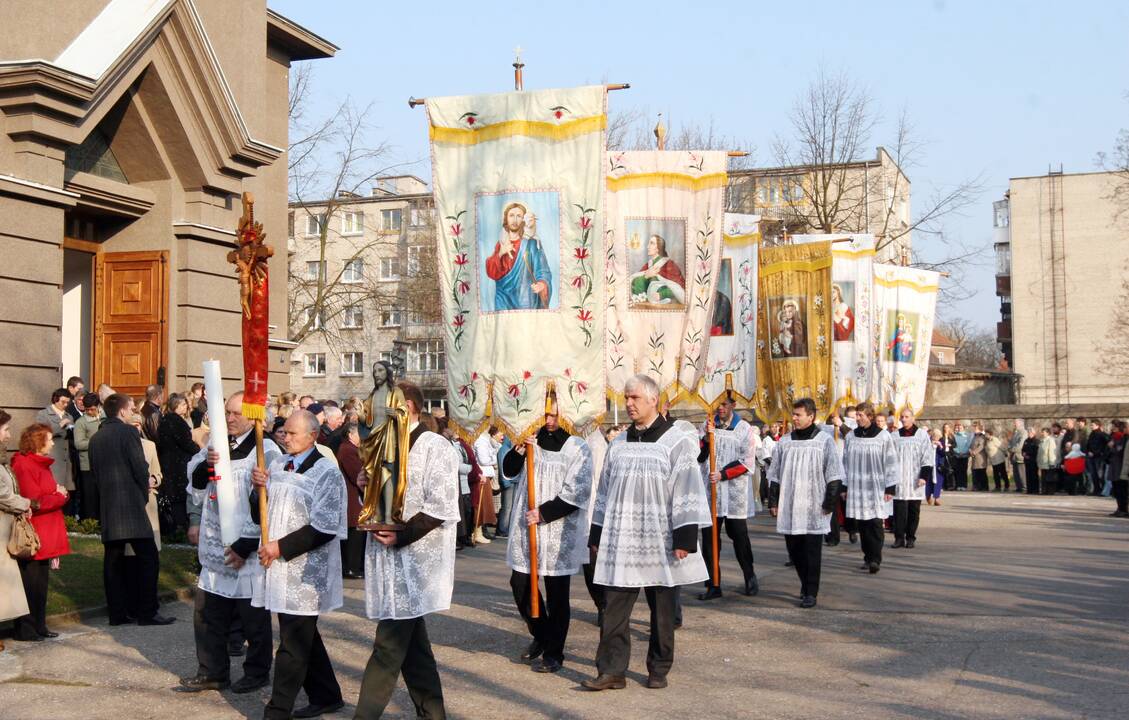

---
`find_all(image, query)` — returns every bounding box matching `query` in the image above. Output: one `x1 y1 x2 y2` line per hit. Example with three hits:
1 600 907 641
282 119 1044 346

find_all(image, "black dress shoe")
138 614 176 626
177 674 230 692
39 630 59 639
14 632 44 642
892 539 906 549
533 657 562 673
800 595 817 609
697 586 723 601
293 700 345 718
868 562 880 574
230 675 270 694
520 640 543 661
646 674 668 689
581 674 626 691
784 560 794 567
905 540 916 549
858 562 871 571
743 576 760 596
848 532 858 544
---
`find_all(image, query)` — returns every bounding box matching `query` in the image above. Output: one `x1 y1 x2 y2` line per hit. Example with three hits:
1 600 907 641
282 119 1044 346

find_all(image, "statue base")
357 522 406 533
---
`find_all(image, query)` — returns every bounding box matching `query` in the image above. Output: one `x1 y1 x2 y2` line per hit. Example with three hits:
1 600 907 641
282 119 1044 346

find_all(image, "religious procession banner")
792 234 877 411
873 263 941 414
754 240 833 422
604 150 726 405
426 85 607 442
696 213 760 411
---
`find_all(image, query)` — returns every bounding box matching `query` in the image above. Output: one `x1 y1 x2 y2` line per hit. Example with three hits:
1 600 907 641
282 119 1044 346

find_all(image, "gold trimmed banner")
430 114 606 146
873 263 940 414
606 172 728 193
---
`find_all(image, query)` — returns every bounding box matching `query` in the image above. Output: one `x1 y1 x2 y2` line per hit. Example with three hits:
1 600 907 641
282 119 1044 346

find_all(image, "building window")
303 353 326 377
379 351 393 364
407 246 422 275
409 339 445 372
380 257 401 281
305 261 325 282
341 352 364 376
380 305 402 327
288 211 295 238
342 305 363 329
343 259 364 283
381 208 402 232
342 210 364 235
995 244 1012 276
303 307 324 330
305 213 326 236
757 186 767 204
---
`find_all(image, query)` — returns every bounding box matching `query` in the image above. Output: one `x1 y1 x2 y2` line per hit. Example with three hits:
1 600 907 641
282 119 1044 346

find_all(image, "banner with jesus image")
427 85 607 441
604 150 727 406
872 263 940 414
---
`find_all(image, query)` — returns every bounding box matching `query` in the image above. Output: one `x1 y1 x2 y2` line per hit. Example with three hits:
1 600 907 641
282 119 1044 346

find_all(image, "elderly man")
249 410 346 720
179 392 282 694
91 393 175 626
584 374 710 691
319 405 345 454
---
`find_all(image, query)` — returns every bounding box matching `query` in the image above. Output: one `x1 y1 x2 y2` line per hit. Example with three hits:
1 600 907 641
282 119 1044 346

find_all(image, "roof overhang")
266 9 339 61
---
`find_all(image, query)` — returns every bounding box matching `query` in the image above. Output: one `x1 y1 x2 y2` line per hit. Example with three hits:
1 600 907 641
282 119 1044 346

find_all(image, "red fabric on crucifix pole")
228 192 273 420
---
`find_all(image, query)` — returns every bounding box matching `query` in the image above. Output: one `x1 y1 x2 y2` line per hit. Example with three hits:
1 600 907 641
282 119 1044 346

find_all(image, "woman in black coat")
1021 429 1041 495
156 393 198 535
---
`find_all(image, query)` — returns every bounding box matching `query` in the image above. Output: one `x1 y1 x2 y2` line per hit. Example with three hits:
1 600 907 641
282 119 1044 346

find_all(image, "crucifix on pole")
513 45 524 91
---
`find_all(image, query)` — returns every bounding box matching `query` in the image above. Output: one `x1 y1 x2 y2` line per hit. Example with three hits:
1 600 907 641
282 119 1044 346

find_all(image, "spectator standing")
0 411 33 650
188 382 207 429
473 426 502 536
319 406 345 454
1085 421 1109 497
335 422 365 579
157 393 199 536
1113 421 1129 517
928 429 946 505
951 421 972 490
494 431 514 538
1021 429 1041 495
11 423 71 641
141 384 164 443
1008 419 1027 493
1037 428 1060 495
72 392 104 521
35 388 75 498
64 377 85 421
969 422 989 492
985 428 1009 492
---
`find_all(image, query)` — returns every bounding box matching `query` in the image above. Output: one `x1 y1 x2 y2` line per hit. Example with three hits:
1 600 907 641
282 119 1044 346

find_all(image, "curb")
47 586 198 627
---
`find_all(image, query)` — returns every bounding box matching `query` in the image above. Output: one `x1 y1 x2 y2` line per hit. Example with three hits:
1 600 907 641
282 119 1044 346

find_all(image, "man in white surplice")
501 395 593 674
842 402 898 574
695 394 759 601
767 397 845 609
355 381 460 720
583 374 711 692
179 392 281 694
891 408 934 550
249 410 346 720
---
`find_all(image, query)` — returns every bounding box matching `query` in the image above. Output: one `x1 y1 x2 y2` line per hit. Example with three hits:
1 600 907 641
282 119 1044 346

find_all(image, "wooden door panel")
94 251 167 398
104 333 159 390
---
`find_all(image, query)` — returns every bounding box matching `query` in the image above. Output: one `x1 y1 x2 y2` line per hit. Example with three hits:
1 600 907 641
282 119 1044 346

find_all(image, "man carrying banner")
584 374 710 691
842 402 898 574
178 392 281 693
696 394 759 600
767 398 845 609
892 408 934 549
355 381 460 719
248 410 346 719
501 391 593 674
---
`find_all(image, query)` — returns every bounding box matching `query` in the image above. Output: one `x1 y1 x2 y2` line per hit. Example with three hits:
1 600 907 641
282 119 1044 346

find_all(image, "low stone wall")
918 403 1129 430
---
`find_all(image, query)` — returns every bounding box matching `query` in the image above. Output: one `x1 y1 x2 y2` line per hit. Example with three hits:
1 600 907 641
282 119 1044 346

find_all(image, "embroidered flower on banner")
608 326 626 372
549 105 571 121
444 209 470 350
505 372 533 416
693 212 715 311
570 203 597 347
455 371 482 416
564 367 591 415
459 112 479 127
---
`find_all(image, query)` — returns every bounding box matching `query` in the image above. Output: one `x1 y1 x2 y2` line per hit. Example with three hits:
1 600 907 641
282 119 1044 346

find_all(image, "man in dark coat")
140 384 164 444
91 393 175 626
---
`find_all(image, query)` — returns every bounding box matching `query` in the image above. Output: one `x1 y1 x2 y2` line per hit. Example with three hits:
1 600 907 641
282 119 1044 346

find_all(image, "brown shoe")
934 499 942 506
646 674 668 689
582 674 626 691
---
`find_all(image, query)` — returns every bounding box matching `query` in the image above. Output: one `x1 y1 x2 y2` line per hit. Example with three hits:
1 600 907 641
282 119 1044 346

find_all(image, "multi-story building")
287 176 447 408
727 146 911 262
994 169 1129 404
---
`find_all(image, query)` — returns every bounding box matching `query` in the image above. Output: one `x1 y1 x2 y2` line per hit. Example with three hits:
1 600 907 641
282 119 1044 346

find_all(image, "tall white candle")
203 360 240 546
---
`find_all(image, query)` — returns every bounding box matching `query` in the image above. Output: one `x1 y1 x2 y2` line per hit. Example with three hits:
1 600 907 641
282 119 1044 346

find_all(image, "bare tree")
607 107 755 170
936 318 1003 369
1096 112 1129 219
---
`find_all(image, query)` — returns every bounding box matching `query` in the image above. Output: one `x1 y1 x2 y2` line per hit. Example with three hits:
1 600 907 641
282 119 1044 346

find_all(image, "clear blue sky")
270 0 1128 329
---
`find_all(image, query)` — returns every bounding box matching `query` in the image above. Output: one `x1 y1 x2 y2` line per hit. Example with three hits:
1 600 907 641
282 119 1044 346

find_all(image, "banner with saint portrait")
426 85 607 441
754 241 833 422
604 150 727 406
696 213 760 411
792 234 877 410
873 263 940 414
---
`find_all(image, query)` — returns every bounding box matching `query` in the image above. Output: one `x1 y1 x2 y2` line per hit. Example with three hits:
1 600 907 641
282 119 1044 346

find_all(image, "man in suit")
90 393 175 627
141 384 164 443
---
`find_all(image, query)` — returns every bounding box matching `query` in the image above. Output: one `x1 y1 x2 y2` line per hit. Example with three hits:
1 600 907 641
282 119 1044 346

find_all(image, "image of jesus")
628 234 686 306
485 202 552 310
831 283 855 341
774 299 807 358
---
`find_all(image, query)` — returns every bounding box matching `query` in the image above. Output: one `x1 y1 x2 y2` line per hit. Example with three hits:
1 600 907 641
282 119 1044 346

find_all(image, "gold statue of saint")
357 361 409 529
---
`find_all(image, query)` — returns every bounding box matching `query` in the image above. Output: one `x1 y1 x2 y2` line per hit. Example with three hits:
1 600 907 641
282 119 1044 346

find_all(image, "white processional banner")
873 263 940 414
427 85 607 442
793 234 877 410
697 213 760 411
604 150 726 406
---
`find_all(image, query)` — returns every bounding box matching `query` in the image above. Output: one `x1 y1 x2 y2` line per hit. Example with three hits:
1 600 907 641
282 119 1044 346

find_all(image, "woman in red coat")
11 423 71 641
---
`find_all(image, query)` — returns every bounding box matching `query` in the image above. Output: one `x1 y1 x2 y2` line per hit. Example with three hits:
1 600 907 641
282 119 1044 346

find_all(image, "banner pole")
527 444 540 618
708 428 719 587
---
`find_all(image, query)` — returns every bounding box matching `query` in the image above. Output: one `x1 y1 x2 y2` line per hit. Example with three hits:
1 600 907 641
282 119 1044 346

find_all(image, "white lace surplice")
893 428 934 501
768 432 845 535
585 429 608 524
365 432 460 620
250 456 347 616
591 427 711 587
698 418 755 520
187 438 282 598
843 432 898 520
507 436 593 576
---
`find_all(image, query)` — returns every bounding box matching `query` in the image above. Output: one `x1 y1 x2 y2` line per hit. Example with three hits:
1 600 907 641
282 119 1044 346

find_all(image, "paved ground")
1 492 1127 719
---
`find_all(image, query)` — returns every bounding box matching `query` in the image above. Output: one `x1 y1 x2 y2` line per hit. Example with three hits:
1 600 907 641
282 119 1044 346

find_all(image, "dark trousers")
1086 458 1106 495
1112 480 1129 513
784 534 823 597
14 558 50 638
582 552 605 616
455 493 472 545
597 585 677 679
103 538 159 622
265 613 342 720
992 463 1010 491
355 617 445 720
892 499 921 542
341 528 366 577
971 468 989 492
700 517 756 587
1025 464 1040 494
951 456 969 489
1062 473 1082 496
1041 469 1058 495
855 518 884 565
193 590 272 682
510 571 571 663
78 469 100 521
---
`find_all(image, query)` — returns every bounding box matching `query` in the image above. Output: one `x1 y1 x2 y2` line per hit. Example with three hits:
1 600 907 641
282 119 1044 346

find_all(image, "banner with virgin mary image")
426 85 607 441
872 263 940 414
696 213 760 411
754 240 833 422
604 150 727 406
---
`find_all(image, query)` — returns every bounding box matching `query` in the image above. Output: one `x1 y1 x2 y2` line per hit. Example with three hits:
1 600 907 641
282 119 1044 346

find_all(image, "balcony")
995 275 1011 296
996 320 1012 342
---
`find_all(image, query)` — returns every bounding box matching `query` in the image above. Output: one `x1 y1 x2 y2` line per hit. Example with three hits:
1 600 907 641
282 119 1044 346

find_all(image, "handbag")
8 513 40 559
